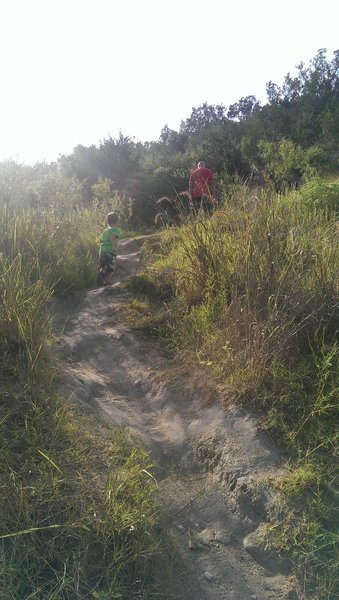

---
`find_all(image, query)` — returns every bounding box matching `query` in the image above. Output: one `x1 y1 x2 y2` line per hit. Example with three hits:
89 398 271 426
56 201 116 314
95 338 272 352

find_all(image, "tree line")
1 49 338 226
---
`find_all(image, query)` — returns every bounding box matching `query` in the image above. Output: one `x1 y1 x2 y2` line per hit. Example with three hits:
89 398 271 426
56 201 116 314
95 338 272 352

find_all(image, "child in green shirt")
98 212 121 285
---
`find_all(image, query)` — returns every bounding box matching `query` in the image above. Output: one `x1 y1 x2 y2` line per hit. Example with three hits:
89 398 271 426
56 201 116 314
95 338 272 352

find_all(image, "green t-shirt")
100 226 121 254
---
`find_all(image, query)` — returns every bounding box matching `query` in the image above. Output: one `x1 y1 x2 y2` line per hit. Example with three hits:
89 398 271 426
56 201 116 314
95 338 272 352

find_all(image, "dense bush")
295 177 339 211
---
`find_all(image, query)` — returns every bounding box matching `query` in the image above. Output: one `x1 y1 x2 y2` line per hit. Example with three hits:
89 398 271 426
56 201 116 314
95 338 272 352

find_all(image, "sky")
0 0 338 165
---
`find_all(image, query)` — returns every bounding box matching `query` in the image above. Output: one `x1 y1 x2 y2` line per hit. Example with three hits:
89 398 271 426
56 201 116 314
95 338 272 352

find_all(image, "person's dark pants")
191 196 214 214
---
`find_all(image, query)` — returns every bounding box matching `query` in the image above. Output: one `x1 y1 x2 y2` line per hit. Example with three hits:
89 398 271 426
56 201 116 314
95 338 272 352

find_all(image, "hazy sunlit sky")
1 0 338 165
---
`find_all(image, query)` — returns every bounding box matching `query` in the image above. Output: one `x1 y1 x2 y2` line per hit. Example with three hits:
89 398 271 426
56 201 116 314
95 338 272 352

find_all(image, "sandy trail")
55 237 299 600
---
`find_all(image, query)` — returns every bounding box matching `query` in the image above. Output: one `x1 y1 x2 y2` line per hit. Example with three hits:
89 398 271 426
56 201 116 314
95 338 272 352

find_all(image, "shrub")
295 178 339 212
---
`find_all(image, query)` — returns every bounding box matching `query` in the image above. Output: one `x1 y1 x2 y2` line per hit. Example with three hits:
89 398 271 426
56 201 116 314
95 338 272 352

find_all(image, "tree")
263 49 339 149
180 103 228 134
227 96 261 121
258 138 312 189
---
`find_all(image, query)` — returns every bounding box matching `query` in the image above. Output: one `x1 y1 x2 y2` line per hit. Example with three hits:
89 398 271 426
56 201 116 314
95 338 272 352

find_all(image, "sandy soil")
55 237 304 600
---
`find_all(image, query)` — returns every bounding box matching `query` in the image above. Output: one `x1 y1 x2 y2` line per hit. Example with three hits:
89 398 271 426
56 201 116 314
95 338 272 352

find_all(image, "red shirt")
189 166 214 198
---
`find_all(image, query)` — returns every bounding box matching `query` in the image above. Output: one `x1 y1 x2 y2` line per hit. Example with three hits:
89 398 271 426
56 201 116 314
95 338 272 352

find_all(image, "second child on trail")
98 212 121 285
188 161 215 213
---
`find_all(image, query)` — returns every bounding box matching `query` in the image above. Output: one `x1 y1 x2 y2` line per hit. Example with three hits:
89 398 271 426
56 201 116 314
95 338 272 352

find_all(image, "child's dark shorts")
99 252 117 273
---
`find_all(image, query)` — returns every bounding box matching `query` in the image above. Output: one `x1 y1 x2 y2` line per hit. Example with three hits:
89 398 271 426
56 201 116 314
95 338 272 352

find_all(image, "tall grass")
0 395 160 599
0 203 164 597
151 185 337 388
0 201 99 295
131 180 339 598
0 253 53 380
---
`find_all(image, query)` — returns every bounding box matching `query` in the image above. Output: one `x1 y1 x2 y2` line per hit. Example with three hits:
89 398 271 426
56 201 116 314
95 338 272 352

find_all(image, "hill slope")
55 237 301 600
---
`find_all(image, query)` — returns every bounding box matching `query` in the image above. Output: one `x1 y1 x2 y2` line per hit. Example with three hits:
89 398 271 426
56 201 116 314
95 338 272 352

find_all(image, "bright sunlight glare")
0 0 338 164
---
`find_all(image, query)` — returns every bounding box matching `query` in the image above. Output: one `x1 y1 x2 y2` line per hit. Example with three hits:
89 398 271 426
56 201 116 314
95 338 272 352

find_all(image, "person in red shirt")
189 161 215 213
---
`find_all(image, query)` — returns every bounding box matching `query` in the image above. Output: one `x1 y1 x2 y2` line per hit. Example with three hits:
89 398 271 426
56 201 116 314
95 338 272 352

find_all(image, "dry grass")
129 180 339 598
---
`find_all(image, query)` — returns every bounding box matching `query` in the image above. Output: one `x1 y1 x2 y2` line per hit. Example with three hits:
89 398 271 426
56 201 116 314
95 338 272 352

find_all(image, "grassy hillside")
128 177 339 599
0 173 338 598
0 204 162 599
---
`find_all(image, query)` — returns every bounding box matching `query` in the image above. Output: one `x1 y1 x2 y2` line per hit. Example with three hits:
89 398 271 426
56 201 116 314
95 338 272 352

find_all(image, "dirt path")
55 237 301 600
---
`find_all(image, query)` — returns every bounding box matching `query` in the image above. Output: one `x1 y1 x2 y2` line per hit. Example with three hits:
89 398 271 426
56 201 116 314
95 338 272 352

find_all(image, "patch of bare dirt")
55 236 304 600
